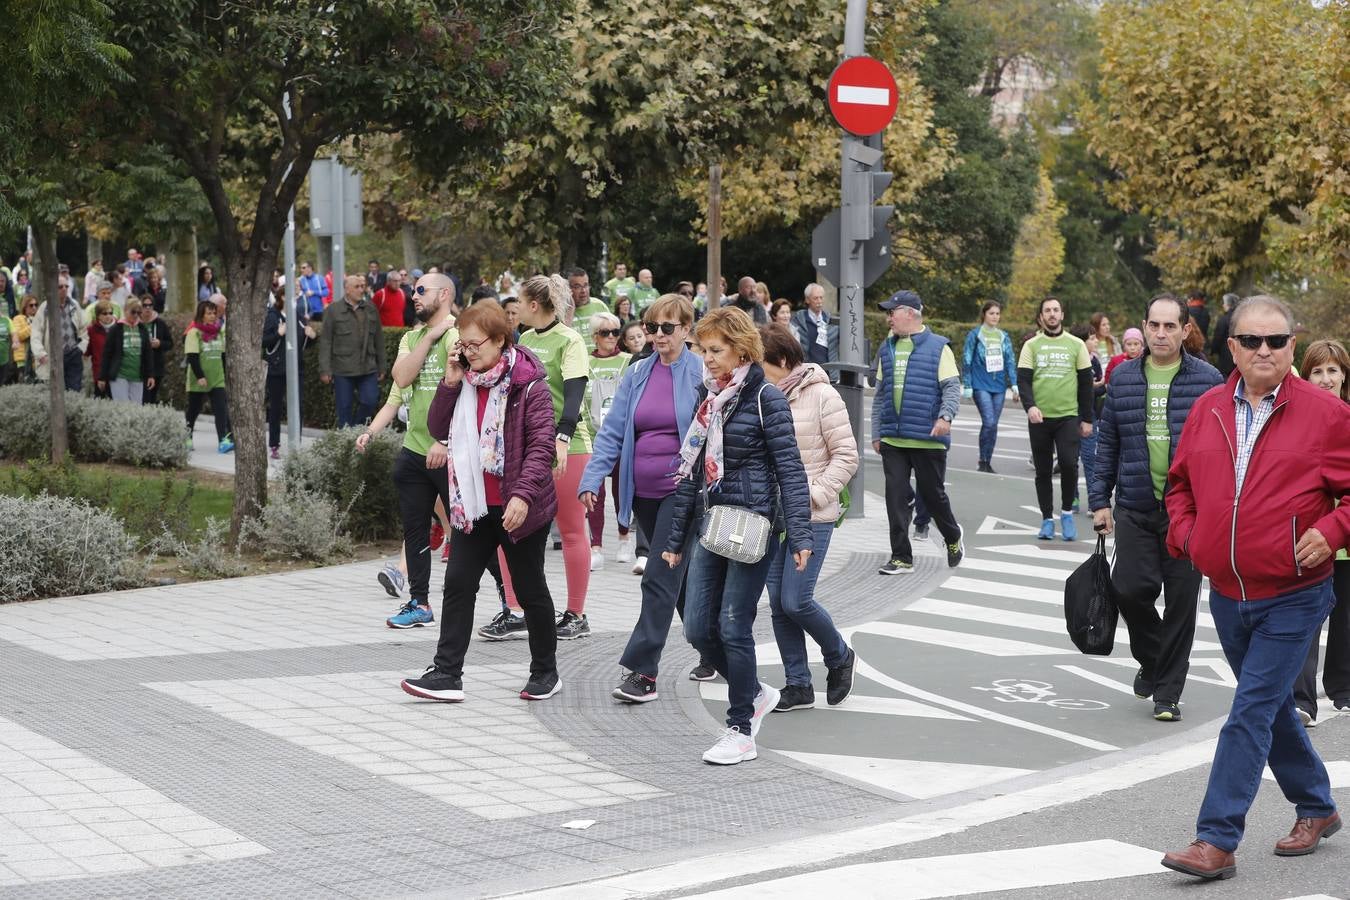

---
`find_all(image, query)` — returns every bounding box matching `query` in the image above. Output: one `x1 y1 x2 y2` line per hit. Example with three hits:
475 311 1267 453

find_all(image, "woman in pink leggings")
479 274 595 641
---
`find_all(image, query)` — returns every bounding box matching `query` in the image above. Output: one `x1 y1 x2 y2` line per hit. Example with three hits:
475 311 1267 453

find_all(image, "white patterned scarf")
447 347 515 532
675 362 751 489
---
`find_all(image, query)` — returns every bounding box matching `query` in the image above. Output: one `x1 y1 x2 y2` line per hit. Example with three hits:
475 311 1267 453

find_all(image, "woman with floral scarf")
661 307 813 765
400 300 562 703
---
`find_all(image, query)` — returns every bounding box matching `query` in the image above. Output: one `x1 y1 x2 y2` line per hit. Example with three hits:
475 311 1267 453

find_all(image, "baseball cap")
878 290 922 312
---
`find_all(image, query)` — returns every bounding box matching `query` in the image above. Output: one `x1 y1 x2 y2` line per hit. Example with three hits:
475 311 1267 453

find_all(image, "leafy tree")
107 0 563 539
950 0 1093 97
1085 0 1329 295
1006 167 1066 322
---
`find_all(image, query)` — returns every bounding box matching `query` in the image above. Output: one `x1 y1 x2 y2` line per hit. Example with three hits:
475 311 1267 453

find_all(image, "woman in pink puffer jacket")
759 324 860 713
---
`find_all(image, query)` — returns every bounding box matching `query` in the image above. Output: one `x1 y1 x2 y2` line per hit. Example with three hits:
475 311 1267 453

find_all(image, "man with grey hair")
319 273 385 428
1210 292 1240 377
1161 294 1350 880
790 283 838 370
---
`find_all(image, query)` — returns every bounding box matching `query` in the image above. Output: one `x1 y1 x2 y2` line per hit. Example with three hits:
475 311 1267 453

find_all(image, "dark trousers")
265 372 301 448
334 372 379 428
186 388 231 441
1112 505 1202 705
392 448 502 604
432 507 557 680
1294 560 1350 718
1029 416 1080 518
142 382 160 405
619 493 695 677
879 442 960 562
63 347 83 393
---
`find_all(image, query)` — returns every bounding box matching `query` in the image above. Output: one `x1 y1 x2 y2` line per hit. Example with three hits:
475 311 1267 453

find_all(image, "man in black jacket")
1210 293 1238 377
1090 294 1222 723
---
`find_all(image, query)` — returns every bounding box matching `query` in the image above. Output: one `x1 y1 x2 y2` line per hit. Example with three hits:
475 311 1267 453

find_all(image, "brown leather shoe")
1161 840 1237 879
1274 812 1342 856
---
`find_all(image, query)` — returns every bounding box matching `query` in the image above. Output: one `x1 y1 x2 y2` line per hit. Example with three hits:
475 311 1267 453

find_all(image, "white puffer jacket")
782 364 859 524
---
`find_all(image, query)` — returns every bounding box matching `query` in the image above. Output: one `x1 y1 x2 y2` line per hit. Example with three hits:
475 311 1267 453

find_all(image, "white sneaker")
702 727 756 765
590 548 605 572
616 538 634 564
632 556 647 576
750 683 780 738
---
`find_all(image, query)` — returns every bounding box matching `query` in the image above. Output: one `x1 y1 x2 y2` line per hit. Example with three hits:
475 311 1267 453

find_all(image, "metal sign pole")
838 0 869 517
330 155 345 291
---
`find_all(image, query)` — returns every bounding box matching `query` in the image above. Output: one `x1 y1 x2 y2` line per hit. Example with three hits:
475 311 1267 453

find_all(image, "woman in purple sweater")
399 300 562 703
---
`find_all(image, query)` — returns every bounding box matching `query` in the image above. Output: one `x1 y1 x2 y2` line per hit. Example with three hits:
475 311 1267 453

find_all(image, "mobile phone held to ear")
458 352 470 369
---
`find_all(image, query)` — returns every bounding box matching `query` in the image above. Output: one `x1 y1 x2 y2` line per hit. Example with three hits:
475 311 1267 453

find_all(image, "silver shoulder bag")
698 385 773 564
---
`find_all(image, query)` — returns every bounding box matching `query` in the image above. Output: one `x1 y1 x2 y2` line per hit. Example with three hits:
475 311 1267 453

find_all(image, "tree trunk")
219 252 275 544
706 163 723 304
165 226 199 314
400 222 420 271
85 233 103 280
33 224 69 464
1231 218 1265 296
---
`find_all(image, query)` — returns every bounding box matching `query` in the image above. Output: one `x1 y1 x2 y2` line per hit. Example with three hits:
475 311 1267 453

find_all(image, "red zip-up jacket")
1165 370 1350 601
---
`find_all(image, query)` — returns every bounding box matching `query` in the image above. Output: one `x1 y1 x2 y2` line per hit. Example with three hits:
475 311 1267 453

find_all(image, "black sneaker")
1133 669 1155 700
401 667 464 702
478 609 527 641
520 671 562 701
827 647 856 706
612 672 658 703
556 610 591 640
945 526 965 568
1335 699 1350 712
878 558 914 576
913 523 930 542
978 460 995 473
1153 701 1182 722
773 684 815 712
689 663 718 681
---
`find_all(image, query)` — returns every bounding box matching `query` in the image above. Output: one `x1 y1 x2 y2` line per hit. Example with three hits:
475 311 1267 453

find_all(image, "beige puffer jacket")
783 364 859 524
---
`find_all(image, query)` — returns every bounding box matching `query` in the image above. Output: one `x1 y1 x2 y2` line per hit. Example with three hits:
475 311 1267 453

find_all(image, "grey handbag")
697 385 773 564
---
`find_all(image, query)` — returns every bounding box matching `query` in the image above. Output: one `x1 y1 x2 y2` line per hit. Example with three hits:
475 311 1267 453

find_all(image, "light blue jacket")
578 346 703 529
961 326 1016 393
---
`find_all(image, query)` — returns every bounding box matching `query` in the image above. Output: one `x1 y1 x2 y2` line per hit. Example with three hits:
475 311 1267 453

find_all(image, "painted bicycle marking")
972 678 1109 711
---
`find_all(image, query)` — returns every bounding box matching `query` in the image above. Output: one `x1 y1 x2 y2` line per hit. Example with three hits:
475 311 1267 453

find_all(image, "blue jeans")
333 372 379 428
1197 580 1337 851
1077 431 1098 506
972 389 1005 463
767 522 848 687
683 539 773 734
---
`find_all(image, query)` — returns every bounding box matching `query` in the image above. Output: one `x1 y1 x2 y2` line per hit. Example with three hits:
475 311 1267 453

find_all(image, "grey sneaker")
478 609 527 641
878 558 914 575
913 523 930 542
556 610 591 640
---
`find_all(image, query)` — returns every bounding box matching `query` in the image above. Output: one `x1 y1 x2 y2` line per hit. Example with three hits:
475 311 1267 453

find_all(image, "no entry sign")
827 56 899 137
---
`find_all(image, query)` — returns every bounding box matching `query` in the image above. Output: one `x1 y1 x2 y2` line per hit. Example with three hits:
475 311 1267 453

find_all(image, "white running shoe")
632 555 647 576
750 683 780 738
590 548 605 572
616 538 634 564
702 727 756 765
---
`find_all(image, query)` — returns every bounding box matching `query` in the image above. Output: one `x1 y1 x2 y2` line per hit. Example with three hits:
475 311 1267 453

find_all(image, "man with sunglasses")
1160 295 1350 881
1089 294 1221 723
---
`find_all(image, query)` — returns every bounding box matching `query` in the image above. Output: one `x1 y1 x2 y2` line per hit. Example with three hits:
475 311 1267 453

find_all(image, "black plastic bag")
1063 534 1119 655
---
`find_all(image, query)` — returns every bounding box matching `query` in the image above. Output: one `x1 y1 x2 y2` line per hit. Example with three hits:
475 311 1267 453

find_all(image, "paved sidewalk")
0 492 952 898
185 415 327 480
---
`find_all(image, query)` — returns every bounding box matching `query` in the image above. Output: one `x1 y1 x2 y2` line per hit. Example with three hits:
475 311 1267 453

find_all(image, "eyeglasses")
594 328 622 338
1233 333 1292 351
644 321 681 335
414 285 442 296
456 336 491 355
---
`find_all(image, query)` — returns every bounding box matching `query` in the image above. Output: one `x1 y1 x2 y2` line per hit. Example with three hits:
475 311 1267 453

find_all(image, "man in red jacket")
1161 295 1350 881
371 269 408 327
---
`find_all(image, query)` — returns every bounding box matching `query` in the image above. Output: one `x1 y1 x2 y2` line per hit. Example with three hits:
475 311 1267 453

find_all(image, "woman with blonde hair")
661 306 813 764
479 275 595 641
1293 339 1350 725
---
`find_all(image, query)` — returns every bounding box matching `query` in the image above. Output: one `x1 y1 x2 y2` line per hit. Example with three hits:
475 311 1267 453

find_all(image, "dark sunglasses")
677 290 694 297
594 328 622 338
644 321 681 335
413 284 442 296
1233 333 1292 351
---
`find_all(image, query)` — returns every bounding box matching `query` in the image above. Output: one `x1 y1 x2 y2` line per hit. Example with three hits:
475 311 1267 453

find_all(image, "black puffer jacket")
666 364 814 555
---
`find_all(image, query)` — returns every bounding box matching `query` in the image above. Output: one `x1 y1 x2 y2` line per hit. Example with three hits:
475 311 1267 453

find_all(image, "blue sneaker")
1061 512 1077 542
218 438 235 454
387 600 434 629
1038 518 1055 541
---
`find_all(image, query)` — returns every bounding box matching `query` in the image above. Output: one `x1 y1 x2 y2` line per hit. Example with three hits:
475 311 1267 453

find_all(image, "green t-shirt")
586 351 631 429
520 322 593 455
630 285 660 312
876 329 959 451
1144 358 1181 500
0 316 10 366
604 277 636 300
1017 331 1092 419
184 326 226 392
572 299 610 351
116 325 143 382
395 325 459 456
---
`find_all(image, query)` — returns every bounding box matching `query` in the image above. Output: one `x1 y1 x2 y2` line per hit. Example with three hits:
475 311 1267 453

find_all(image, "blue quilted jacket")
666 364 814 556
1089 352 1222 513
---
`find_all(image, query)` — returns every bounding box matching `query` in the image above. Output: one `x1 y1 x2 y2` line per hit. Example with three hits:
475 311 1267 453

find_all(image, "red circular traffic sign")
827 56 899 137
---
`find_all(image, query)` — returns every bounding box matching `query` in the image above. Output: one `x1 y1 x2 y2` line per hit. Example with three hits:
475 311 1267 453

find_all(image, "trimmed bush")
240 487 353 562
0 494 144 603
280 426 402 541
0 385 188 468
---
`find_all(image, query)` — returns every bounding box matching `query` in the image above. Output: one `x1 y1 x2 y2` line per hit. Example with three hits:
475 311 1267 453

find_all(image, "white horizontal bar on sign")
836 84 891 106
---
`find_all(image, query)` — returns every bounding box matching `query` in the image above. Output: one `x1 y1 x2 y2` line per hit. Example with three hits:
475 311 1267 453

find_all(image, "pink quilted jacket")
783 364 859 523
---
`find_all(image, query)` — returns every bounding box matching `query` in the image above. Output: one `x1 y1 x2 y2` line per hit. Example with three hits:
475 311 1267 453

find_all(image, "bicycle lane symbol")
972 678 1109 711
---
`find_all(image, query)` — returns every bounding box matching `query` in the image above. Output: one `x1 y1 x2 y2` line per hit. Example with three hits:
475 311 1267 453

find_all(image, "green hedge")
156 315 409 429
